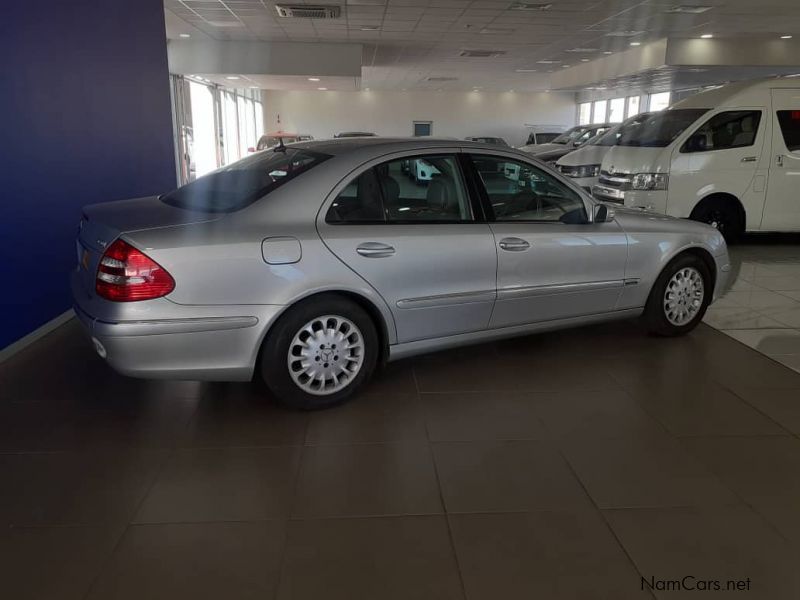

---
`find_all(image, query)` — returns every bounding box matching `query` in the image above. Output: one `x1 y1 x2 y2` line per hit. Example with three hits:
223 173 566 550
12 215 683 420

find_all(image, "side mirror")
594 204 615 223
684 134 707 153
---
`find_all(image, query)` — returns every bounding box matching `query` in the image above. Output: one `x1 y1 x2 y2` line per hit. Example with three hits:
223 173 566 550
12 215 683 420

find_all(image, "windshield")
618 109 709 148
590 114 652 147
551 126 589 145
161 148 330 213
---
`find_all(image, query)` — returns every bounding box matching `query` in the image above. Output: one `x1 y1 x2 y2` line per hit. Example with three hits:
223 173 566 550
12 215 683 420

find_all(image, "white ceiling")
164 0 800 91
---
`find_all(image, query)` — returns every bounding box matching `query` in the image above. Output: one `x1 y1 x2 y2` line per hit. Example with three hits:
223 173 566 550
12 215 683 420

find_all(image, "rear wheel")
260 295 378 410
643 254 712 336
690 197 744 242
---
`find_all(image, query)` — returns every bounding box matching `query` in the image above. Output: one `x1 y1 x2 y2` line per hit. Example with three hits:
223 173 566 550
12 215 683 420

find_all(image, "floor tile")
0 450 167 526
681 436 800 507
560 432 739 509
703 307 787 330
87 521 285 600
724 328 800 355
0 525 121 600
134 447 301 523
293 443 442 517
432 440 591 512
605 505 800 599
761 306 800 328
277 516 464 600
421 392 549 442
730 387 800 435
773 354 800 373
305 393 426 444
450 511 650 599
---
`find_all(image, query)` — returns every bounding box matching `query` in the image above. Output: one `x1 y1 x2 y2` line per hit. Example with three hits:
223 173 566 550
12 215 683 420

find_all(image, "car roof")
291 137 520 156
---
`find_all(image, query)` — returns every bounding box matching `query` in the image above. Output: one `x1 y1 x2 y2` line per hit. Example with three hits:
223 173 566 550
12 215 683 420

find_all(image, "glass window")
327 155 472 224
609 98 626 123
776 110 800 152
681 111 762 153
591 112 653 147
649 91 671 112
161 148 330 213
592 100 607 123
221 91 240 165
254 100 264 142
413 121 432 137
626 96 641 118
578 103 592 125
188 81 218 177
470 155 585 223
618 109 709 148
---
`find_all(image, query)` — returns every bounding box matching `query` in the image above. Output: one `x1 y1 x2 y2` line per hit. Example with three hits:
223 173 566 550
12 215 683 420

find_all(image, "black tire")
642 254 712 337
690 197 744 243
259 294 379 410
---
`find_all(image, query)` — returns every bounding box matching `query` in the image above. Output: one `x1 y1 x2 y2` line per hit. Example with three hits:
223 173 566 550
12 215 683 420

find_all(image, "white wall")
261 90 576 147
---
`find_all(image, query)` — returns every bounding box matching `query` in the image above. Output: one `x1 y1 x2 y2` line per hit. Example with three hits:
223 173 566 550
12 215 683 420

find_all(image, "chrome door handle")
356 242 396 258
498 237 530 252
777 154 785 167
741 156 757 163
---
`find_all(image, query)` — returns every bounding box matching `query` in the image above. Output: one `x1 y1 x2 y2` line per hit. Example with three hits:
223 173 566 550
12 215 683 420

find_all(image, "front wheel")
690 198 744 243
259 295 379 410
643 254 712 336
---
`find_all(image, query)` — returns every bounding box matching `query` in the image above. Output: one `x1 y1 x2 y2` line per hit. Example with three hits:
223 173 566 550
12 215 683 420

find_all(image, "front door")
467 153 628 329
318 152 497 343
762 89 800 231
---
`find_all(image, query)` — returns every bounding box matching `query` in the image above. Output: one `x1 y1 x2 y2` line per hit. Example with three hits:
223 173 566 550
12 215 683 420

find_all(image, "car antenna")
274 136 287 153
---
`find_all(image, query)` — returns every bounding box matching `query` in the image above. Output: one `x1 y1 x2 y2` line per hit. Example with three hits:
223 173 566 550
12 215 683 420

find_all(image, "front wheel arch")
689 193 746 241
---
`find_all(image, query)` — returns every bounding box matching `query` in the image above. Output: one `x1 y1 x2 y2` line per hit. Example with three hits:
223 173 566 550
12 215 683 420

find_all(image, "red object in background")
95 239 175 302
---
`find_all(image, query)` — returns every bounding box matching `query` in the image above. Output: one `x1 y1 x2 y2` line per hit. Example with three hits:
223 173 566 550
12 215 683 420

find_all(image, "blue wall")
0 0 176 350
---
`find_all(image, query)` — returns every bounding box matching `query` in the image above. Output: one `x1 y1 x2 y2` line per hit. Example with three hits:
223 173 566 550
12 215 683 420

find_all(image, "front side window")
681 110 762 153
776 110 800 152
327 155 473 224
618 109 709 148
470 155 586 223
161 148 330 213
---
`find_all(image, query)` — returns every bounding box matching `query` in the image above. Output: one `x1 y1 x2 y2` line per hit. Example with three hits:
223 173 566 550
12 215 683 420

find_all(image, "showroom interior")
3 0 800 598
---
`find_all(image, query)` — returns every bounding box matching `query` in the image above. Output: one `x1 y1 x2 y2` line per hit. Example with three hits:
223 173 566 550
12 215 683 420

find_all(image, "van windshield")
618 109 709 147
161 148 330 213
551 127 589 144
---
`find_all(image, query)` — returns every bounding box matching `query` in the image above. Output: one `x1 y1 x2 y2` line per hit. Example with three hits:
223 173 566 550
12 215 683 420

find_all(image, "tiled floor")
705 237 800 374
2 304 800 599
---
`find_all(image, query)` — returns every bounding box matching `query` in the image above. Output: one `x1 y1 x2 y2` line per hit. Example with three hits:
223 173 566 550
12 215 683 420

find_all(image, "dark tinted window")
618 109 709 147
470 155 585 222
534 133 561 144
327 155 473 224
681 110 762 152
777 110 800 152
161 148 329 213
551 126 589 144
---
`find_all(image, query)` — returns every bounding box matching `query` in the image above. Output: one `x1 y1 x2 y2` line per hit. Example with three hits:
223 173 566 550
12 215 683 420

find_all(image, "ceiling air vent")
275 4 341 19
664 5 713 14
605 30 645 37
459 49 507 58
510 3 553 10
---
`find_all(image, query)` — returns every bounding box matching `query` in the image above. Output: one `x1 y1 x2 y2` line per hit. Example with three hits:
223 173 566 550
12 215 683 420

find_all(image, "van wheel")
690 197 744 242
643 254 712 336
259 295 378 410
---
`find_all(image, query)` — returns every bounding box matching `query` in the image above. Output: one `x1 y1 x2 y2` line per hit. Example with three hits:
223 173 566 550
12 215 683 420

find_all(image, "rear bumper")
71 271 283 381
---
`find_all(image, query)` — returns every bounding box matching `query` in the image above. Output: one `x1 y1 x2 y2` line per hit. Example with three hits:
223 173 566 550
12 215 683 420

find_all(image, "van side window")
776 111 800 152
681 110 762 153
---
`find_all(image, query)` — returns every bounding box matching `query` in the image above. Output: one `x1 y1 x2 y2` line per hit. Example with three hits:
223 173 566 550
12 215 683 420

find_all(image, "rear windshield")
618 109 709 148
161 148 330 213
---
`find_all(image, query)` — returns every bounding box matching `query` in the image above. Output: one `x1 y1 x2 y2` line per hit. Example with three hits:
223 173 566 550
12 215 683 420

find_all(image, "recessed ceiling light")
664 5 712 14
364 87 370 91
629 42 641 46
700 33 713 39
308 77 320 81
515 68 537 72
603 51 613 54
781 35 793 39
510 2 552 10
360 26 380 31
179 33 191 38
317 87 327 91
566 47 599 53
226 76 240 80
561 64 570 68
581 58 590 62
537 59 560 64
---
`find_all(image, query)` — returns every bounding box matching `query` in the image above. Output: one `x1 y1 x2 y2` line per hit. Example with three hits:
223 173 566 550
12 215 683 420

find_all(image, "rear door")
467 152 628 328
763 89 800 230
318 150 497 344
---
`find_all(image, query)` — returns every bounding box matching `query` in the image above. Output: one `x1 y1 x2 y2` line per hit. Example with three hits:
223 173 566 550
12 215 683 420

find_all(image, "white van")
556 112 654 191
592 79 800 239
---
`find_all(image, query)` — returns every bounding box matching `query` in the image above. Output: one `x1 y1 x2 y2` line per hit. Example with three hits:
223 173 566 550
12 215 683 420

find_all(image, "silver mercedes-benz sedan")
72 138 730 409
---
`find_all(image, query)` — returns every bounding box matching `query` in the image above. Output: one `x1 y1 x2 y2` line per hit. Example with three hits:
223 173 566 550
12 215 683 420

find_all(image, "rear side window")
681 110 762 152
776 110 800 152
161 148 329 213
326 155 473 224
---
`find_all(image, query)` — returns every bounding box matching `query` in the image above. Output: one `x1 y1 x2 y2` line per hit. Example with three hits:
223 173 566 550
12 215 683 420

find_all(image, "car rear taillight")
95 239 175 302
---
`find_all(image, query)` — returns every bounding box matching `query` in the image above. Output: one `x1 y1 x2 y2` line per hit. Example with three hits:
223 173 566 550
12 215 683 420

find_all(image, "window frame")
679 109 763 154
775 110 800 153
463 151 591 225
323 150 485 226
